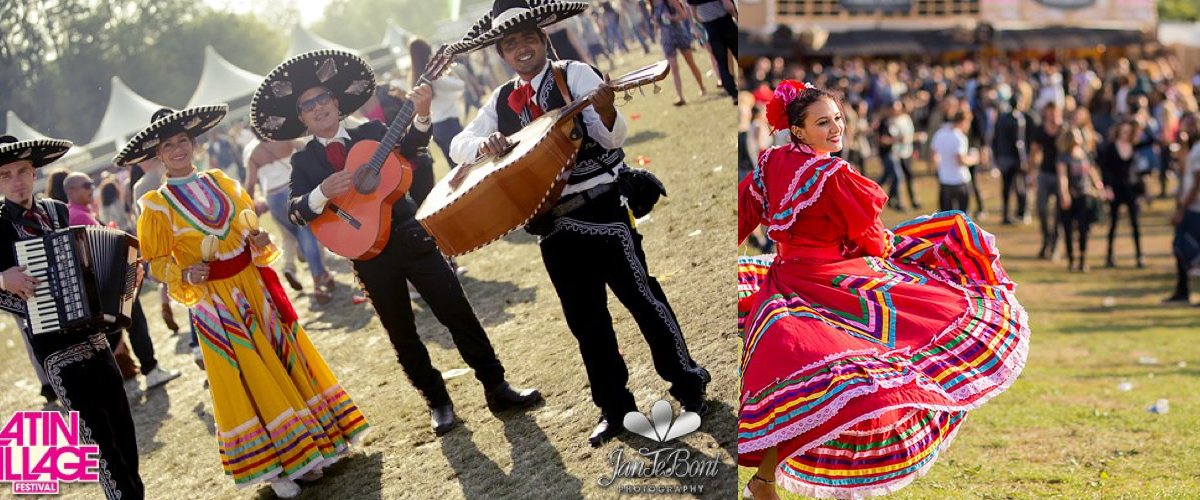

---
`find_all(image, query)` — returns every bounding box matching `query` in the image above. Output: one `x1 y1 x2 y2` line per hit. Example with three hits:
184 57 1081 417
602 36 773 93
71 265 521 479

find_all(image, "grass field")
738 163 1200 499
0 51 739 499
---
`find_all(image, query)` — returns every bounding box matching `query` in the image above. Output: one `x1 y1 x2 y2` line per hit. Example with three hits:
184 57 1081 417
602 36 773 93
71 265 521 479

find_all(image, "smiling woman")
114 106 371 499
737 81 1031 499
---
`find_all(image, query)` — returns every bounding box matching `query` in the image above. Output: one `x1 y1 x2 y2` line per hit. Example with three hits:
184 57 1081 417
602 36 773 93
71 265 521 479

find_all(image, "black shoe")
484 382 543 413
1136 256 1146 268
680 368 712 415
1162 294 1190 305
681 399 710 416
588 415 624 447
40 384 57 404
431 403 458 436
283 269 303 291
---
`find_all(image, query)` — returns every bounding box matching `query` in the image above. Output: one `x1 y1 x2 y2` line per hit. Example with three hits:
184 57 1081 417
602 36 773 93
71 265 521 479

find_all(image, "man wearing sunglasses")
252 50 542 437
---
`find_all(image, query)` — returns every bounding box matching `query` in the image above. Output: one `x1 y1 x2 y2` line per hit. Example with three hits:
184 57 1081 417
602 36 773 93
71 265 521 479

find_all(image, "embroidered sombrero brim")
113 105 227 166
446 0 589 56
251 50 376 141
0 137 73 169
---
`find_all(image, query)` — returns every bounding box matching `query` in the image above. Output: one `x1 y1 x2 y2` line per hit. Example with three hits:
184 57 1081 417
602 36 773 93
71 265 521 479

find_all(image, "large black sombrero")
446 0 589 56
113 105 227 166
251 50 375 141
0 136 72 169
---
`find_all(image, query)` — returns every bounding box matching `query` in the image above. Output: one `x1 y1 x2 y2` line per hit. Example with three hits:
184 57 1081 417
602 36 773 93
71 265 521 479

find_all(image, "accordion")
0 227 143 336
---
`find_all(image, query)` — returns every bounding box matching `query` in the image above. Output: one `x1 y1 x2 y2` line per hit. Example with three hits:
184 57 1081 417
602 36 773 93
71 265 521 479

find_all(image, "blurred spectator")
931 113 978 212
686 0 737 103
1166 112 1200 304
574 14 613 72
98 177 134 233
648 0 707 106
411 38 467 169
1057 127 1107 272
44 167 68 202
1099 117 1145 268
207 132 244 183
1032 102 1065 260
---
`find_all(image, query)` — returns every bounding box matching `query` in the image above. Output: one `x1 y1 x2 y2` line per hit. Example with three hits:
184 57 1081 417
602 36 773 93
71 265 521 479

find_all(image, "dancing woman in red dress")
737 81 1031 499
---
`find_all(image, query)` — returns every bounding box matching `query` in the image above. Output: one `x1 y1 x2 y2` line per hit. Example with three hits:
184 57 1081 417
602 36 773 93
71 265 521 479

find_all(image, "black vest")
495 61 625 186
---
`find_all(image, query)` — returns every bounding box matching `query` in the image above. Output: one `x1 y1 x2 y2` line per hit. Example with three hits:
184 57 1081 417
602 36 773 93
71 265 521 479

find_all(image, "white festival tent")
66 23 410 174
434 2 490 45
90 76 168 146
383 19 416 53
186 46 265 108
3 111 80 156
384 20 416 75
4 110 48 140
287 24 359 58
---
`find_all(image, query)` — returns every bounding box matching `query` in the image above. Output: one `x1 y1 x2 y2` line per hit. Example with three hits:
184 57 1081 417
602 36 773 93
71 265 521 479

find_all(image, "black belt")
549 183 616 218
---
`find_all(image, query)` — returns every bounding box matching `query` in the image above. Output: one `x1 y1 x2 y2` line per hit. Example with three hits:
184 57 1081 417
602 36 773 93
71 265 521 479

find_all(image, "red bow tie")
507 83 544 119
325 140 347 173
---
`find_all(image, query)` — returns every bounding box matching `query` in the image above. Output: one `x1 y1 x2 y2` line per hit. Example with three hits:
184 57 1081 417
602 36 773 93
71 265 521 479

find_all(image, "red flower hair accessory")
765 80 816 132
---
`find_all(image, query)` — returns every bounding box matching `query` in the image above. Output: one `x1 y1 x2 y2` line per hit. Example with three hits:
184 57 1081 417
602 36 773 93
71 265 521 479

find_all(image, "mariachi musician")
250 50 541 436
0 135 145 500
447 0 711 446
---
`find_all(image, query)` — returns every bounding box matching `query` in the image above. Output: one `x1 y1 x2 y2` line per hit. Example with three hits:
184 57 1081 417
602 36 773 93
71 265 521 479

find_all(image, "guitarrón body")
416 61 671 257
308 142 413 259
416 110 580 256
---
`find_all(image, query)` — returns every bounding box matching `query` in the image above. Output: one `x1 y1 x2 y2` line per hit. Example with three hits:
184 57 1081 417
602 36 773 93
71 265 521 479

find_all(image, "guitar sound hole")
354 168 381 195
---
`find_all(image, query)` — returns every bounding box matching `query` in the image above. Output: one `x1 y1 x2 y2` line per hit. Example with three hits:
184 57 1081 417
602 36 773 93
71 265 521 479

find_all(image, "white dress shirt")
431 76 466 124
308 119 430 214
449 59 628 195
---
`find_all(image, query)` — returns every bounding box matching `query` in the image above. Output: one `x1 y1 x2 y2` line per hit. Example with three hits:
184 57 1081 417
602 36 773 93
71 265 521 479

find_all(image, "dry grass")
738 163 1200 499
0 51 738 499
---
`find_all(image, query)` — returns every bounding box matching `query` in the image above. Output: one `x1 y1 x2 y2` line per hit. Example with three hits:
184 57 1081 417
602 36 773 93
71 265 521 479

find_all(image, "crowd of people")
740 52 1200 293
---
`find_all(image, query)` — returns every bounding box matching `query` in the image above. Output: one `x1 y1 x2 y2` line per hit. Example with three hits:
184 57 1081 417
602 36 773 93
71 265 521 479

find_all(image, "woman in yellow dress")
114 106 369 498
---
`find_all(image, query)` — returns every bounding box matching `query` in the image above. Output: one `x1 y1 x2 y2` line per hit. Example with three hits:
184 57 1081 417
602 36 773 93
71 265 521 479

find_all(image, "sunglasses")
71 182 94 189
298 91 334 114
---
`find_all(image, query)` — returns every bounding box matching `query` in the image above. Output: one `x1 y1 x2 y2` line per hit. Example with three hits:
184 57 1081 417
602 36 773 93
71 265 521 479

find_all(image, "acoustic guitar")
309 46 456 260
416 61 671 257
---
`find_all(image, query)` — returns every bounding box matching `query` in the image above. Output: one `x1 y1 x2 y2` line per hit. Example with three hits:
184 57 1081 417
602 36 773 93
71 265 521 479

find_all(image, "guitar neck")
369 54 449 172
371 100 417 170
557 78 654 123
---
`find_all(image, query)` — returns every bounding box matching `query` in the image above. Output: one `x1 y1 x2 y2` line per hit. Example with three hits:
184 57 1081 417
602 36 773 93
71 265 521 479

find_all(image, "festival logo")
597 400 719 495
0 412 99 495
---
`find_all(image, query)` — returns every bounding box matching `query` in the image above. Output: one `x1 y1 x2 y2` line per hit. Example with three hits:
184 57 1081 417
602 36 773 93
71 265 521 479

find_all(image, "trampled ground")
0 52 738 499
738 163 1200 499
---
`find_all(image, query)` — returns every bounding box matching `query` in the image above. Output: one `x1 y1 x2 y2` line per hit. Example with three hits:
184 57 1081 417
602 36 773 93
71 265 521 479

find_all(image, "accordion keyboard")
15 233 86 335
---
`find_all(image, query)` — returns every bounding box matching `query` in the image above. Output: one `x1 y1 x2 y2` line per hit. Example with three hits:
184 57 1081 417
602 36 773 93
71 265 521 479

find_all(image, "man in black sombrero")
0 136 145 500
251 49 542 436
448 0 711 446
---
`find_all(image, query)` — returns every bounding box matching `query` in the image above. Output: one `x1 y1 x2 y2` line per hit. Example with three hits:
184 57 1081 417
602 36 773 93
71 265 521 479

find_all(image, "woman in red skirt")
737 81 1030 499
